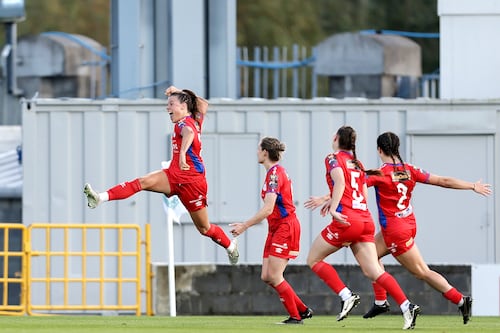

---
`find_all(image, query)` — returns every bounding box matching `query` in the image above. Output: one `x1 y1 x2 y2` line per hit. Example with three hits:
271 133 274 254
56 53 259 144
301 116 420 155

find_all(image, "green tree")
1 0 109 47
237 0 439 73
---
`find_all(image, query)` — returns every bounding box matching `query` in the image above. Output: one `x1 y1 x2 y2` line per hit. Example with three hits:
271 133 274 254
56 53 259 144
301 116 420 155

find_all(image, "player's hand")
330 210 350 226
304 196 326 210
473 179 493 196
319 201 331 217
179 155 190 170
165 85 181 97
229 223 247 237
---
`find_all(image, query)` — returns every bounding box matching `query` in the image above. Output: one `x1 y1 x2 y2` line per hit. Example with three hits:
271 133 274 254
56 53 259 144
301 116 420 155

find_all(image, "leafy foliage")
0 0 439 73
237 0 439 72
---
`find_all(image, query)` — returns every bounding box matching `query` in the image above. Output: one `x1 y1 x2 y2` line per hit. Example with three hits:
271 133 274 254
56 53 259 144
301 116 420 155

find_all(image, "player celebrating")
83 86 239 265
305 126 420 330
363 131 491 324
230 137 313 324
305 131 491 325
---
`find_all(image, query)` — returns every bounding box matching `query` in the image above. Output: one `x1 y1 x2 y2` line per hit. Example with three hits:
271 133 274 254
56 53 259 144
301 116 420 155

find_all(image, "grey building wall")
21 98 498 270
154 264 471 316
110 0 236 99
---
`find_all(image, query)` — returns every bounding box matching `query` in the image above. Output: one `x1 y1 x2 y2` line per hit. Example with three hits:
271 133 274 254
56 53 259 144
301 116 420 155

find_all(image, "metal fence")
237 44 440 99
0 223 153 316
236 45 319 99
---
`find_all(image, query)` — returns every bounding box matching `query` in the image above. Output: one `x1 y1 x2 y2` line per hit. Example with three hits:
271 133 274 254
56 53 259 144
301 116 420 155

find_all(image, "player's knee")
411 267 428 280
260 273 271 284
198 225 211 235
306 256 317 268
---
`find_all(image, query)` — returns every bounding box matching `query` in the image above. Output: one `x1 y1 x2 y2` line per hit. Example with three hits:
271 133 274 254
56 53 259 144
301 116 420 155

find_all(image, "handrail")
41 31 111 61
360 29 439 39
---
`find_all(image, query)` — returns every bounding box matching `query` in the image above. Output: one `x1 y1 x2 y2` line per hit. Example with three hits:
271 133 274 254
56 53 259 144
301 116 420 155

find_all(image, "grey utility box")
16 33 105 98
314 32 422 98
0 0 25 22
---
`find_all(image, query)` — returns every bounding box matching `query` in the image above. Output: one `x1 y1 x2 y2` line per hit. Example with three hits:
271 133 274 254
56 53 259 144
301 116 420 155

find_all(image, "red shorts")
163 169 207 212
381 222 417 257
321 219 375 248
263 216 301 260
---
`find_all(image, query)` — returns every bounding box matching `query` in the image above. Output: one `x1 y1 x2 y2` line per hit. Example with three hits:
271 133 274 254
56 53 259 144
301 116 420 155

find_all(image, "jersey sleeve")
325 153 340 173
366 174 383 187
266 168 280 194
408 164 431 183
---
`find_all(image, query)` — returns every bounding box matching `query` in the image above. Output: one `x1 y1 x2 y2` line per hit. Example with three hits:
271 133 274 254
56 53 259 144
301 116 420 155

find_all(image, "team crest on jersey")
268 173 278 190
327 154 337 167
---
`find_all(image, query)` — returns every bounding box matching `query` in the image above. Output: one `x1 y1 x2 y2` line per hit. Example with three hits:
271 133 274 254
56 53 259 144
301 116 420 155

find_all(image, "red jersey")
325 151 372 221
261 164 297 225
366 163 430 230
169 115 205 183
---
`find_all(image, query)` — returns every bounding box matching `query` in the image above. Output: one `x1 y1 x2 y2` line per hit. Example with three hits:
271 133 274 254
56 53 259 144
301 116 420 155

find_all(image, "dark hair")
260 137 286 162
336 126 364 171
377 131 405 167
169 89 201 123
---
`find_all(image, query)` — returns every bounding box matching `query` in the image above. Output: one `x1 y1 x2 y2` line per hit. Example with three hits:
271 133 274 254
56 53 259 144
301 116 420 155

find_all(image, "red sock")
372 281 388 302
292 292 307 313
311 261 346 294
375 272 407 305
274 280 301 320
204 224 231 248
443 287 463 305
107 179 142 200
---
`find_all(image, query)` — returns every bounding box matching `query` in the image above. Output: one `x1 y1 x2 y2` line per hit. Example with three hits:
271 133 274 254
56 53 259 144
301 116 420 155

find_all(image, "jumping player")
84 86 239 265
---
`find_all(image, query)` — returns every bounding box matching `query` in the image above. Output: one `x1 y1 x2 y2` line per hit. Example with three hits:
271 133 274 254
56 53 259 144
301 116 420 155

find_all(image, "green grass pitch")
0 315 499 333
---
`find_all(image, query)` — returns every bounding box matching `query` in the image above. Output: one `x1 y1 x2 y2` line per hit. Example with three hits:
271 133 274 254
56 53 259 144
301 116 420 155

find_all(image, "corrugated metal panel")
0 126 22 198
0 149 22 198
22 98 499 266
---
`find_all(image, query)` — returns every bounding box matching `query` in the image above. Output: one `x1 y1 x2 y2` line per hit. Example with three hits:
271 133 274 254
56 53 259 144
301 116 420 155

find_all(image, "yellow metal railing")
144 223 153 316
0 223 152 316
0 223 27 315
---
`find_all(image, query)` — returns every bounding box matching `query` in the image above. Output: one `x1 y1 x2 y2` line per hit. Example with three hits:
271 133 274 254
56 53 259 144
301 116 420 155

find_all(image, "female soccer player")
305 126 420 330
229 137 313 324
83 86 239 265
363 132 491 324
305 131 492 325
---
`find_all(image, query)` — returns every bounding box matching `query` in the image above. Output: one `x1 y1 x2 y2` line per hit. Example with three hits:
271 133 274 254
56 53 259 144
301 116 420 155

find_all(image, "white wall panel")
439 0 500 99
409 134 494 263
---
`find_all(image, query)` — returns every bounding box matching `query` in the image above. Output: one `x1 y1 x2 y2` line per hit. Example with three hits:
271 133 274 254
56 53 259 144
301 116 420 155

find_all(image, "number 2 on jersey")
396 183 408 210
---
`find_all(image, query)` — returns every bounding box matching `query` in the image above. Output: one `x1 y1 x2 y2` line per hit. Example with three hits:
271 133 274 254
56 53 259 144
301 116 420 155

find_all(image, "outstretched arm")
304 194 330 210
427 174 492 196
229 193 276 237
